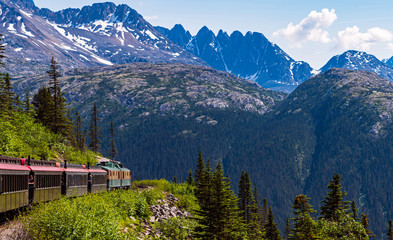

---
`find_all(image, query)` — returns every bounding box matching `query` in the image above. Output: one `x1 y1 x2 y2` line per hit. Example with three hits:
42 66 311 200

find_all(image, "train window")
35 175 61 189
1 175 28 193
67 174 87 187
92 175 106 185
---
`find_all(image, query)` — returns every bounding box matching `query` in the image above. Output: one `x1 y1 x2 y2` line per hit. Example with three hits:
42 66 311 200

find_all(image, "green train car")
97 161 131 191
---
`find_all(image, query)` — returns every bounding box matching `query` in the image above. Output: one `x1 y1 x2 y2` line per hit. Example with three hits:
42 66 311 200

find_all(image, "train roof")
0 156 30 171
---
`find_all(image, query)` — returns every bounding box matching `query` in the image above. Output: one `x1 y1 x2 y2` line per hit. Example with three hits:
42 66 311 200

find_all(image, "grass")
21 179 198 239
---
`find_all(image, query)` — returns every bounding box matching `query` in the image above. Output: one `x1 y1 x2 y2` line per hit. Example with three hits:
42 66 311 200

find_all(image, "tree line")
189 151 393 239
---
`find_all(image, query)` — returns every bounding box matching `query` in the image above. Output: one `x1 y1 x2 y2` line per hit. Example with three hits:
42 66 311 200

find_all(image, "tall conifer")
265 207 282 240
72 112 86 151
109 121 118 159
88 102 102 153
284 217 291 240
290 194 319 240
320 173 349 221
361 213 375 238
46 57 70 136
32 86 54 127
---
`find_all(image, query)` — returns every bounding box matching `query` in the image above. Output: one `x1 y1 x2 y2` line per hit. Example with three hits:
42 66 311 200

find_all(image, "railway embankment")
1 180 197 239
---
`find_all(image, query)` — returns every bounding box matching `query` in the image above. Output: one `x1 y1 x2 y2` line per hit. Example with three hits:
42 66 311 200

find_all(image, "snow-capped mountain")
321 50 393 81
157 25 314 92
0 0 205 76
383 56 393 68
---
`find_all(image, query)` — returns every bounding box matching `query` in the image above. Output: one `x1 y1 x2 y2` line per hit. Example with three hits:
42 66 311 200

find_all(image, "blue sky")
33 0 393 69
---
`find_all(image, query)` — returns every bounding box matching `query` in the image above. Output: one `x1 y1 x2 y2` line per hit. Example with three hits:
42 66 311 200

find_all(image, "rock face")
129 193 192 239
321 50 393 82
149 194 191 223
225 68 393 238
0 0 205 77
157 25 314 92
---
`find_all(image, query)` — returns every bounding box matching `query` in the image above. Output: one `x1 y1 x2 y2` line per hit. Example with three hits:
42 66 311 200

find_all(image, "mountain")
14 62 286 177
384 56 393 68
225 68 393 238
0 0 205 77
321 50 393 81
157 25 314 92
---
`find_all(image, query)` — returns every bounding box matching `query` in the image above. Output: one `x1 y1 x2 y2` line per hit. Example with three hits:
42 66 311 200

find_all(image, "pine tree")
32 86 54 127
186 169 194 185
284 217 291 240
194 155 214 239
88 102 102 153
72 112 86 151
211 161 246 239
320 173 349 221
265 207 282 240
238 171 246 211
351 201 358 221
361 213 375 238
290 194 319 240
195 150 205 185
387 220 393 240
46 57 70 136
109 121 118 160
261 198 269 229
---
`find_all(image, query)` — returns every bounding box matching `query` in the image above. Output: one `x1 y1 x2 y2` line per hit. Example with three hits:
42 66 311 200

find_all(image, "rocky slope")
225 68 393 238
157 25 314 92
0 0 205 77
15 62 285 117
321 50 393 82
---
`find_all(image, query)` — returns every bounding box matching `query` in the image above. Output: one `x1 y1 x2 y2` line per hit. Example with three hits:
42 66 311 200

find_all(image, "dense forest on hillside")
17 156 378 239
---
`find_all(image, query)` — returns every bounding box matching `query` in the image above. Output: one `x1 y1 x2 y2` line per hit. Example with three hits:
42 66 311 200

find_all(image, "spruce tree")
88 102 102 153
388 220 393 240
320 173 349 221
261 198 269 229
238 171 246 213
361 213 375 238
265 207 282 240
109 121 118 160
284 217 291 240
194 155 214 239
72 112 86 151
33 86 54 127
47 57 70 136
211 161 246 239
195 150 205 185
290 194 319 240
186 169 194 185
351 201 358 221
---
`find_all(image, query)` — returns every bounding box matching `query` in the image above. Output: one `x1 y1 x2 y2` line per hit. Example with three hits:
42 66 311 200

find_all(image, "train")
0 155 132 214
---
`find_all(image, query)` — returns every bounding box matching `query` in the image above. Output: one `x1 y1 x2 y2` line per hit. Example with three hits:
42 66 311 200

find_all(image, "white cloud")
144 16 158 20
387 43 393 51
337 26 393 51
273 9 337 47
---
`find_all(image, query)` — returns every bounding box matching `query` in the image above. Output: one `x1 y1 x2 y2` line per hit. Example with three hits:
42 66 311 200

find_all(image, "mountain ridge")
157 24 314 92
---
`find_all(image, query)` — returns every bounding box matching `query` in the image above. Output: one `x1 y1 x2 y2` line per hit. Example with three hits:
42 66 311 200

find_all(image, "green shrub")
155 218 197 239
